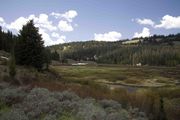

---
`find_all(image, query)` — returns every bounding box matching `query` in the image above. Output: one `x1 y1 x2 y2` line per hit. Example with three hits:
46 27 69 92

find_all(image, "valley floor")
0 64 179 120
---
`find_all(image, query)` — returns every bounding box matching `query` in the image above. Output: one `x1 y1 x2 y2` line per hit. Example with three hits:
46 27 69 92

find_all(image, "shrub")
0 109 28 120
77 99 106 120
0 87 149 120
17 88 62 119
99 99 122 111
105 110 130 120
43 115 57 120
0 87 26 106
58 112 80 120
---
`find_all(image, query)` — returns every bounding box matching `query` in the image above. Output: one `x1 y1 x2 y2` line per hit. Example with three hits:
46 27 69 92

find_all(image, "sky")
0 0 180 46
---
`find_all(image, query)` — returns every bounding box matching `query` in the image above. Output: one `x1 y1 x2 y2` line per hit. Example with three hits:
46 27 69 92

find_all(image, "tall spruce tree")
43 48 51 70
51 50 60 61
9 43 16 78
16 20 44 71
0 26 2 50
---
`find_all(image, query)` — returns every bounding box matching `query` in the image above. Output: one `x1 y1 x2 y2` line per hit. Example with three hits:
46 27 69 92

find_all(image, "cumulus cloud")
51 10 77 32
0 10 79 46
155 15 180 29
34 14 57 31
56 35 66 44
8 17 28 31
51 32 60 38
61 10 78 22
39 29 52 46
0 17 4 22
58 20 73 32
47 35 66 46
135 15 180 30
39 30 66 46
136 18 155 27
94 31 122 41
133 27 150 38
1 14 57 32
0 17 6 26
51 10 78 22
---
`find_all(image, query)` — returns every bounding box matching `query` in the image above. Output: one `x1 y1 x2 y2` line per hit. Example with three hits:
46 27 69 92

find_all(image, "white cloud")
51 12 61 19
0 10 78 46
133 27 150 38
8 17 28 31
0 17 4 22
51 10 78 22
61 10 78 22
39 29 65 46
2 14 57 32
58 20 73 32
35 14 57 31
155 15 180 29
39 29 52 46
0 17 7 28
136 18 155 27
51 32 60 38
0 13 66 46
94 31 122 41
47 35 66 46
56 35 66 44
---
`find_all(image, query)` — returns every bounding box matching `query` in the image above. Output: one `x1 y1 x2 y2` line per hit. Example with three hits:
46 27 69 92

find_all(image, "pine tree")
43 48 51 70
15 20 44 71
0 26 2 50
51 50 59 61
9 41 16 78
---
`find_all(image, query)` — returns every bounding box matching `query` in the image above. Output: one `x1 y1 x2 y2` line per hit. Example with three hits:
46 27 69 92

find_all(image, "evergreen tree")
9 42 16 78
0 26 2 50
43 48 51 70
15 20 44 71
51 50 60 61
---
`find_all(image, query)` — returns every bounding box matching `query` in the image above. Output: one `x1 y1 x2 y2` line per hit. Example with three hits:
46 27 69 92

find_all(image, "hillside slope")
49 34 180 66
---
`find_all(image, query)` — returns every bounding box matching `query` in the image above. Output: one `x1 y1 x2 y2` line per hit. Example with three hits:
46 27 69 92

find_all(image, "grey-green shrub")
0 87 149 120
0 87 26 105
0 109 28 120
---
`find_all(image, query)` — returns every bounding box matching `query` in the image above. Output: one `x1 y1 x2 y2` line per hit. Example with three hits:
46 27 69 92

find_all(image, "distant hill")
49 33 180 66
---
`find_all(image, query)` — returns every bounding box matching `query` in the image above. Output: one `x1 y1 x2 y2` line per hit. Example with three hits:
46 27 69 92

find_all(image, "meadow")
46 65 179 120
0 64 179 120
52 65 180 88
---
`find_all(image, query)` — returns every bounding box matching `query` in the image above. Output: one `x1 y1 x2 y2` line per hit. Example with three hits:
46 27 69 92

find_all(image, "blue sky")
0 0 180 45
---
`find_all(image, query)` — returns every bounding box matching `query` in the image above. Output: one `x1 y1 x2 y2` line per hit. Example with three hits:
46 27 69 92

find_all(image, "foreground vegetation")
0 86 150 120
1 64 179 120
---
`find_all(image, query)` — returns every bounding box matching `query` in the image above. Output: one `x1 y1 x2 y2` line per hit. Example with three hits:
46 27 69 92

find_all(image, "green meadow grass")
51 65 180 87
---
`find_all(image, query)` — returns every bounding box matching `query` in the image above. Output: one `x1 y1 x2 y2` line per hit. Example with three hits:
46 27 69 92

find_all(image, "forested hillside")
49 33 180 66
1 26 180 67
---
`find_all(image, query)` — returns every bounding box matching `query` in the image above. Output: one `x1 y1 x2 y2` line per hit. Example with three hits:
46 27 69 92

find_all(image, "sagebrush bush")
100 99 122 110
0 87 26 106
106 112 122 120
77 100 106 120
52 91 80 102
43 114 57 120
16 88 62 119
0 109 28 120
0 87 149 120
